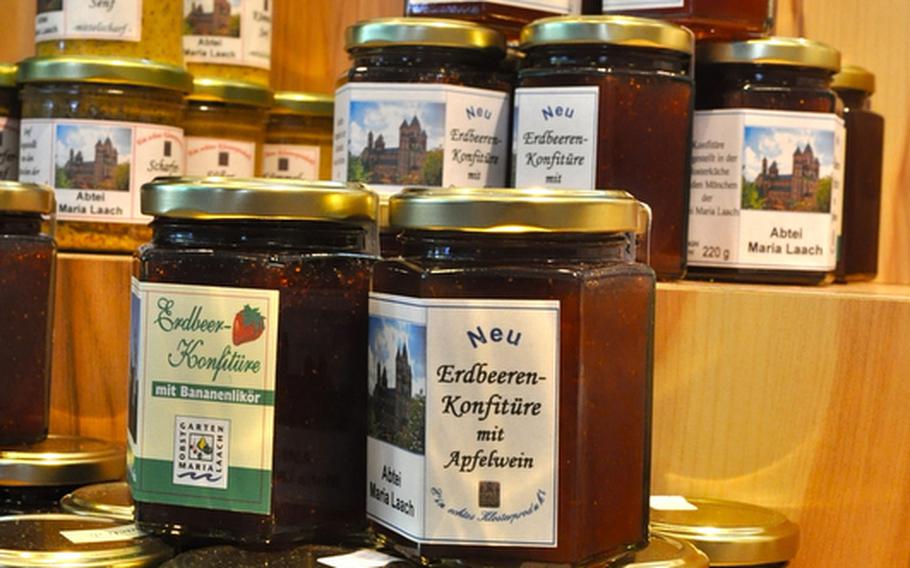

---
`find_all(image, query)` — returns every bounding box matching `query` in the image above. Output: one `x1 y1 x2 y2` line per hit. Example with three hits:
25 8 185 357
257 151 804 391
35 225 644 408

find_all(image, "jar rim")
0 182 55 215
346 18 506 55
18 55 193 93
520 15 694 56
60 482 134 522
697 37 840 73
833 64 875 94
188 77 273 108
271 91 334 117
0 63 16 88
621 536 709 568
0 435 125 487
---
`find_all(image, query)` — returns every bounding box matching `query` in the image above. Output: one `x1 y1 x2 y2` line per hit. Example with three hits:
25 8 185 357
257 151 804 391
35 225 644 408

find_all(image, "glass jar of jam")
35 0 183 66
60 482 134 522
687 38 843 285
0 182 55 446
833 65 884 283
184 0 273 87
17 55 191 253
0 64 20 181
0 513 173 566
0 436 125 515
405 1 582 40
369 187 654 564
589 0 774 41
609 535 708 567
129 177 378 545
334 18 512 199
264 92 333 181
650 498 799 567
514 16 694 281
186 78 271 178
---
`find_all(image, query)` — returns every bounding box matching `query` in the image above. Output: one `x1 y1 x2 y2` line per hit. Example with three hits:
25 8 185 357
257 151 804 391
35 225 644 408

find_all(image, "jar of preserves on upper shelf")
687 37 843 285
0 182 55 446
184 0 273 87
264 92 333 181
185 78 271 178
833 65 884 283
650 497 799 567
17 55 191 253
129 178 378 544
588 0 775 40
514 16 694 281
405 1 582 40
0 65 20 181
35 0 183 66
369 187 654 564
334 18 512 199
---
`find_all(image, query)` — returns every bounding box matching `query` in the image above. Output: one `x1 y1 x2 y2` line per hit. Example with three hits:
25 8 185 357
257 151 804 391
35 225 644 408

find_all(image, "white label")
333 83 510 196
602 0 685 10
262 143 320 179
61 524 146 544
367 293 560 547
186 137 256 178
688 109 845 272
183 0 272 70
411 0 580 13
512 86 599 188
36 0 143 42
18 119 184 224
318 549 404 568
128 279 279 515
0 117 19 180
650 495 698 511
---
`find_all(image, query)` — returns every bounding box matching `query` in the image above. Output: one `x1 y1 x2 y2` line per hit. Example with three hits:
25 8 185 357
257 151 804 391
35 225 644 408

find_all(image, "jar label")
183 0 272 70
36 0 143 42
512 86 599 189
366 293 560 547
0 117 19 181
18 119 185 224
409 0 581 13
262 143 320 179
128 279 279 516
333 83 510 196
688 109 846 271
602 0 685 10
186 136 257 178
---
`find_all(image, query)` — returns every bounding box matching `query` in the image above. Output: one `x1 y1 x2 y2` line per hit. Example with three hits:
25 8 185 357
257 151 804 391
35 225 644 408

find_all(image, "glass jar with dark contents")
687 38 843 285
514 16 694 281
369 187 654 564
129 178 378 545
0 64 20 181
334 18 512 199
589 0 774 41
405 1 581 40
0 182 55 446
264 92 334 181
833 65 884 283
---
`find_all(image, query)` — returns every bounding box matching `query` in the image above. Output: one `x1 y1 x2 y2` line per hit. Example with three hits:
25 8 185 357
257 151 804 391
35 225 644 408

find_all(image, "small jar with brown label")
185 78 271 178
405 1 582 40
0 64 20 181
264 92 333 181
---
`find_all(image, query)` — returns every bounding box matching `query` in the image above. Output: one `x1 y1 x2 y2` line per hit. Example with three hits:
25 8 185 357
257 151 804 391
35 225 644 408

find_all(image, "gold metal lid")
0 64 17 88
18 55 193 92
0 182 55 215
0 436 124 488
0 514 172 567
833 64 875 94
162 544 354 567
619 536 710 568
650 498 800 566
142 177 378 222
346 18 507 54
60 482 134 522
520 15 694 55
188 77 273 108
389 187 641 233
697 37 841 72
272 92 334 116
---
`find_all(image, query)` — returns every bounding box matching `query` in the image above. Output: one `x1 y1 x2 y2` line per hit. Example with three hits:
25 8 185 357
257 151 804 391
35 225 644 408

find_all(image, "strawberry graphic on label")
232 305 266 346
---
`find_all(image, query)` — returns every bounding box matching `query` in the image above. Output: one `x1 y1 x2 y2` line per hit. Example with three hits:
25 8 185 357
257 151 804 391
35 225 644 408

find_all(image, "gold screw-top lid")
390 187 642 233
0 435 125 487
615 536 710 568
18 55 193 92
0 64 17 88
272 92 334 116
189 77 273 108
161 544 355 567
697 37 841 72
346 18 507 54
520 15 694 55
0 182 55 215
832 64 875 94
650 498 800 566
142 177 378 222
0 514 172 567
60 482 134 522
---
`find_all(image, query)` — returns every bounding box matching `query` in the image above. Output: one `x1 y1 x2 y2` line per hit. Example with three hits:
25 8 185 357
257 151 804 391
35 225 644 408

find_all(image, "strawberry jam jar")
369 187 655 565
129 177 379 545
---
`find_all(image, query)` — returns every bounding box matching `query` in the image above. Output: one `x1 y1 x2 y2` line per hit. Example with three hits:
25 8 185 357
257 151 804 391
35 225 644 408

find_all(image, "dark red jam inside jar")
129 178 378 545
514 16 694 281
0 183 56 446
406 1 581 40
588 0 774 40
368 188 654 564
833 66 884 283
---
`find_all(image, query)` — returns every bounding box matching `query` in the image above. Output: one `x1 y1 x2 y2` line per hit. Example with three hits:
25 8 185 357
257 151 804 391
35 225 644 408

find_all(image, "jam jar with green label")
369 187 655 564
129 177 378 544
